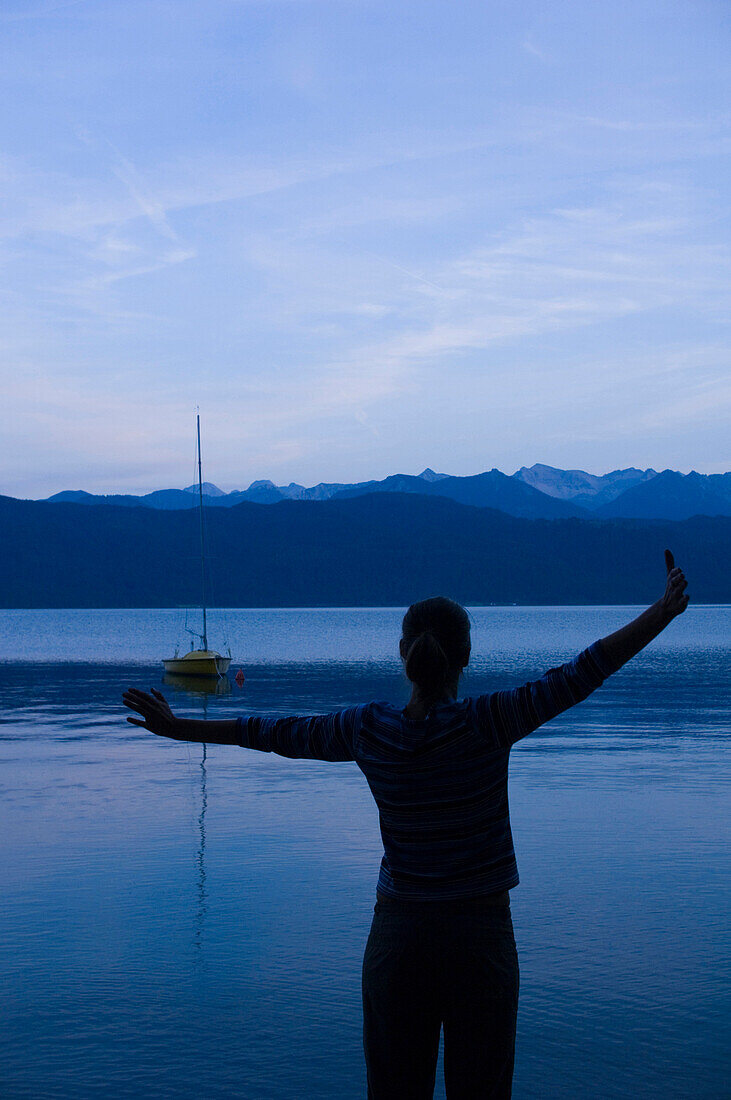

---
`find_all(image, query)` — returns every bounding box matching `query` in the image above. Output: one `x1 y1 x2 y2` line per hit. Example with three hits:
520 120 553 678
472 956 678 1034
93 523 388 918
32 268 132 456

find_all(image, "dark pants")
362 894 519 1099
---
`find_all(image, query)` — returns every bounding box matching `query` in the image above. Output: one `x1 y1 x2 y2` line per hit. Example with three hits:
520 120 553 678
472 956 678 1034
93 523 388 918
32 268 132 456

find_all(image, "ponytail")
404 631 450 695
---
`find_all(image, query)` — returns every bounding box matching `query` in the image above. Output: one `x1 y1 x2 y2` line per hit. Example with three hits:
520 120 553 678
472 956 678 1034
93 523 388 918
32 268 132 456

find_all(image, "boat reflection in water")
162 671 232 696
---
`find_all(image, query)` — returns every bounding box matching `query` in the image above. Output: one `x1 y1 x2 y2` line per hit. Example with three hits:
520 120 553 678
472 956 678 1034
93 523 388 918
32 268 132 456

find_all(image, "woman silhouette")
123 551 688 1099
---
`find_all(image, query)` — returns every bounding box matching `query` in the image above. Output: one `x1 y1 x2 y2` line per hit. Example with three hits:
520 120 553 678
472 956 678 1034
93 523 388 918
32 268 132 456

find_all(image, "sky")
1 0 730 498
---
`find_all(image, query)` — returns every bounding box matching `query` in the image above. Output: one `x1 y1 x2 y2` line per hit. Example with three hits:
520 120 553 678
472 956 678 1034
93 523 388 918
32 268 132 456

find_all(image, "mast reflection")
195 742 208 959
160 674 227 962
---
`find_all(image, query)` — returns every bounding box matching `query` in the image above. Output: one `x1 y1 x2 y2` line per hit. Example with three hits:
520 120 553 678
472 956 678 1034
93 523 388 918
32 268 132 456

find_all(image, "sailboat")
163 415 232 679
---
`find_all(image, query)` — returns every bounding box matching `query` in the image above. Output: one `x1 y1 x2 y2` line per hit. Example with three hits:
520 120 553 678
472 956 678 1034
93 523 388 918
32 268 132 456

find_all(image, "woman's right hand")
123 687 178 737
661 549 689 621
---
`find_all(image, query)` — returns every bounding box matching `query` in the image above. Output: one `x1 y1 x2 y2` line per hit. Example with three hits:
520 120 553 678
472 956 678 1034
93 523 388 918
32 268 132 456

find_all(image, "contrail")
359 247 445 292
105 141 180 243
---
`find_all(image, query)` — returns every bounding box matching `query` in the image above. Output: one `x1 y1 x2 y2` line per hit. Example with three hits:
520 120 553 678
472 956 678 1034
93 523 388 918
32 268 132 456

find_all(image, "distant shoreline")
1 604 729 611
2 492 729 606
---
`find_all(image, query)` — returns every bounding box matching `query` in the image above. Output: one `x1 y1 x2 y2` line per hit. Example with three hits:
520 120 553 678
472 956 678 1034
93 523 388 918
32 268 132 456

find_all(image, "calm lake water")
1 607 729 1099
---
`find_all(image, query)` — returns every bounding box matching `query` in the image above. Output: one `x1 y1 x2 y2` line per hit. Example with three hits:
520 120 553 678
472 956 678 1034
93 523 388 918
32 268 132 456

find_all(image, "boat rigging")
162 414 232 679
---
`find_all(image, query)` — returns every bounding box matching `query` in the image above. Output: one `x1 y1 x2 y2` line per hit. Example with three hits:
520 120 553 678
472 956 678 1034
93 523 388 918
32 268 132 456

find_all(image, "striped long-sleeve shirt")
237 639 621 901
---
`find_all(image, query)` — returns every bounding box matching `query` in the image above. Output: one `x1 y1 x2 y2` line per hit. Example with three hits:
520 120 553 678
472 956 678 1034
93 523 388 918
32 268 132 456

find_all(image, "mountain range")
44 463 731 522
2 491 728 608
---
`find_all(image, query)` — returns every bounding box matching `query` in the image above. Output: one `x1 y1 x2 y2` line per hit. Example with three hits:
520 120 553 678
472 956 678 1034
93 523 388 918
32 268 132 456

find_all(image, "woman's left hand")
660 549 689 621
123 687 178 737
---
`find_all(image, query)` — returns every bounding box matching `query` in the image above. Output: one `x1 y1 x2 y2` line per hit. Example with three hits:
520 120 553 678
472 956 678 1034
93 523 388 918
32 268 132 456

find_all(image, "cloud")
0 128 503 244
234 188 731 392
1 39 729 494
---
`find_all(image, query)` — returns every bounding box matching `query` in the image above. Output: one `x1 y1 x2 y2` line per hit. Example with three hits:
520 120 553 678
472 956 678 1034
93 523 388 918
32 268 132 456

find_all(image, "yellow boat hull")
162 650 231 678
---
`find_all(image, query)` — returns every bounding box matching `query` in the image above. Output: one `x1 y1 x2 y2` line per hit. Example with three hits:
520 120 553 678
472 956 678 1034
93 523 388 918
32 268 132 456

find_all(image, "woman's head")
400 596 471 699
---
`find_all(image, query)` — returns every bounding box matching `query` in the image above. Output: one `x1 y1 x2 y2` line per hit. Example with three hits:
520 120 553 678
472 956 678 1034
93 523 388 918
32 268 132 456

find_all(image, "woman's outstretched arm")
597 549 689 671
123 688 239 744
122 688 361 760
472 549 689 749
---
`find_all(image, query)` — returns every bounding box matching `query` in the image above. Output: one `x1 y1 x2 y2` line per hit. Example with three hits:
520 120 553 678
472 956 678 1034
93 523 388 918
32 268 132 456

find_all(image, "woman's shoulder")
366 700 402 716
367 698 471 723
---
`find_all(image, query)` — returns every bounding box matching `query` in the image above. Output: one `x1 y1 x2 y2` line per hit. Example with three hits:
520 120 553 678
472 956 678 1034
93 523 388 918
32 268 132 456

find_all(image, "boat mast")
196 413 208 652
